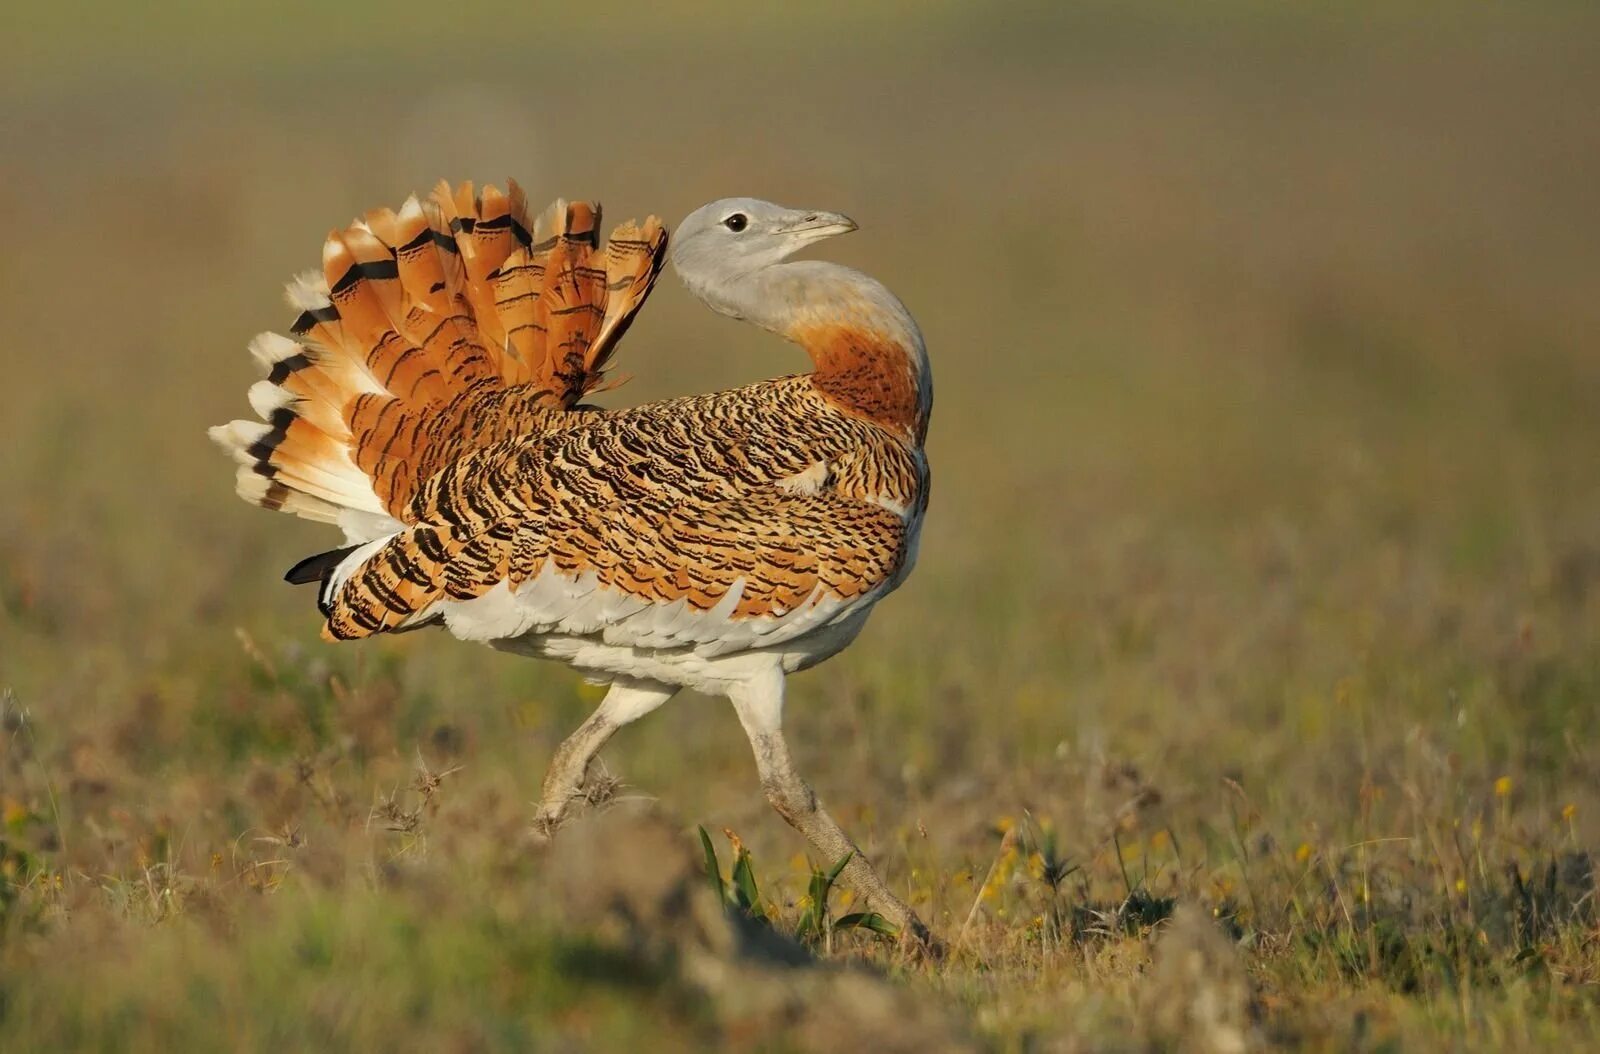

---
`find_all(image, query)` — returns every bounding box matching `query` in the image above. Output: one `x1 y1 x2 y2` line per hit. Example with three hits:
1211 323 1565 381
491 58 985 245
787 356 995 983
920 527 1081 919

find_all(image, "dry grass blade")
953 823 1019 961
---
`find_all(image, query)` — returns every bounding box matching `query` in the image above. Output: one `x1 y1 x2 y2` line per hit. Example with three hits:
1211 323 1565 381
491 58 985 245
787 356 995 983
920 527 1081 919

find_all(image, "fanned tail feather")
211 179 669 557
589 214 668 390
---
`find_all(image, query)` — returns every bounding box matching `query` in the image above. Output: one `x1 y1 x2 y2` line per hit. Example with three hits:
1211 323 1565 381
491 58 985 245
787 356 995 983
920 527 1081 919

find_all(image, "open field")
4 2 1600 1049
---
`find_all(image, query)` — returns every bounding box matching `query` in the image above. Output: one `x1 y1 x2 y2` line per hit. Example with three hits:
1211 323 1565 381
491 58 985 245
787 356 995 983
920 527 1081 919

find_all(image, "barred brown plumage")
210 185 937 951
321 377 922 640
211 179 666 530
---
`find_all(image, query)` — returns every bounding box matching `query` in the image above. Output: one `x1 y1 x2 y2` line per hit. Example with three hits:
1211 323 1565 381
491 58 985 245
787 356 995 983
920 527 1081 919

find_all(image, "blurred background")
3 1 1599 1047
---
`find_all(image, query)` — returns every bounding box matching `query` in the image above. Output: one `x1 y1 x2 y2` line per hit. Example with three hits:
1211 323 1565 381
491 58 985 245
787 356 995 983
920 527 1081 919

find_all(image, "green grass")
3 3 1600 1049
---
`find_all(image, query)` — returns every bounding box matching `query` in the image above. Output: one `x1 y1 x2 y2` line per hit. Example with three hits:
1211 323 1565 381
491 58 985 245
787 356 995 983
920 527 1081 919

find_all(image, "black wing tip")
284 545 359 586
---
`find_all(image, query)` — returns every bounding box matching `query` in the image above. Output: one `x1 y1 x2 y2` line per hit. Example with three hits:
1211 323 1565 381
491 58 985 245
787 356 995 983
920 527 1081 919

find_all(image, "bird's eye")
722 213 748 232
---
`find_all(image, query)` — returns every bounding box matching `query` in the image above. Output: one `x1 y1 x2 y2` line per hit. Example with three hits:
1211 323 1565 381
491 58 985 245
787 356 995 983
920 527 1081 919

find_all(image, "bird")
210 180 934 946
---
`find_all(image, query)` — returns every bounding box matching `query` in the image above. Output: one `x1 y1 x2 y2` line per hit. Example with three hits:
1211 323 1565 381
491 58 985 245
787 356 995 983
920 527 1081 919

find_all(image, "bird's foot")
529 767 625 844
887 911 947 964
529 808 563 843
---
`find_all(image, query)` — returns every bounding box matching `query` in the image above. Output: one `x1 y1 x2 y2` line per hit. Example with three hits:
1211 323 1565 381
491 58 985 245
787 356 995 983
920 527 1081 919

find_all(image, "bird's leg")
728 669 939 953
533 679 677 836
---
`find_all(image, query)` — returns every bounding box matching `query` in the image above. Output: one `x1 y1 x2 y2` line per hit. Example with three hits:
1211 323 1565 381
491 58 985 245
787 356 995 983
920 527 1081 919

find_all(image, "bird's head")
669 198 857 319
666 195 929 431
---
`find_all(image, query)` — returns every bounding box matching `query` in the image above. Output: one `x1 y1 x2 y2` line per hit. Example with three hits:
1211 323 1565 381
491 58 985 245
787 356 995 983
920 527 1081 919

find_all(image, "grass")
3 2 1600 1049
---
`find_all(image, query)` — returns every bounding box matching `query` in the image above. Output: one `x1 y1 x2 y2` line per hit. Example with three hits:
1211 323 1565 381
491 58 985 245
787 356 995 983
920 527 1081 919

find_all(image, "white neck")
680 259 932 440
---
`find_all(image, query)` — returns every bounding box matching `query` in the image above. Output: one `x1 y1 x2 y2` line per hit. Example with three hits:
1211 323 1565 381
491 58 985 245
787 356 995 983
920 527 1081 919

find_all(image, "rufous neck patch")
796 324 927 441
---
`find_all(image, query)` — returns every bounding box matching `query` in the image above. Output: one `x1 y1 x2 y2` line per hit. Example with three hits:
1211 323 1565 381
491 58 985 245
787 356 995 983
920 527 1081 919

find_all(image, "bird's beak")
776 210 859 239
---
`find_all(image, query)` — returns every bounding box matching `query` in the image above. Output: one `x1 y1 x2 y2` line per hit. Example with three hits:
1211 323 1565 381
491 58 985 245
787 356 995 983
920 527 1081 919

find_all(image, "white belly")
488 605 876 696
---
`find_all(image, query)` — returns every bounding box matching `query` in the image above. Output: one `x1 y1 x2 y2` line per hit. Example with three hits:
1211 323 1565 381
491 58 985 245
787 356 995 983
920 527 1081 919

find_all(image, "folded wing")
318 408 910 652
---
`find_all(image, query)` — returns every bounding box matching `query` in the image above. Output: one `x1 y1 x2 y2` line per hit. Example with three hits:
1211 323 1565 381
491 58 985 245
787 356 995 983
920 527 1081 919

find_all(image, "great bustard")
211 182 934 945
